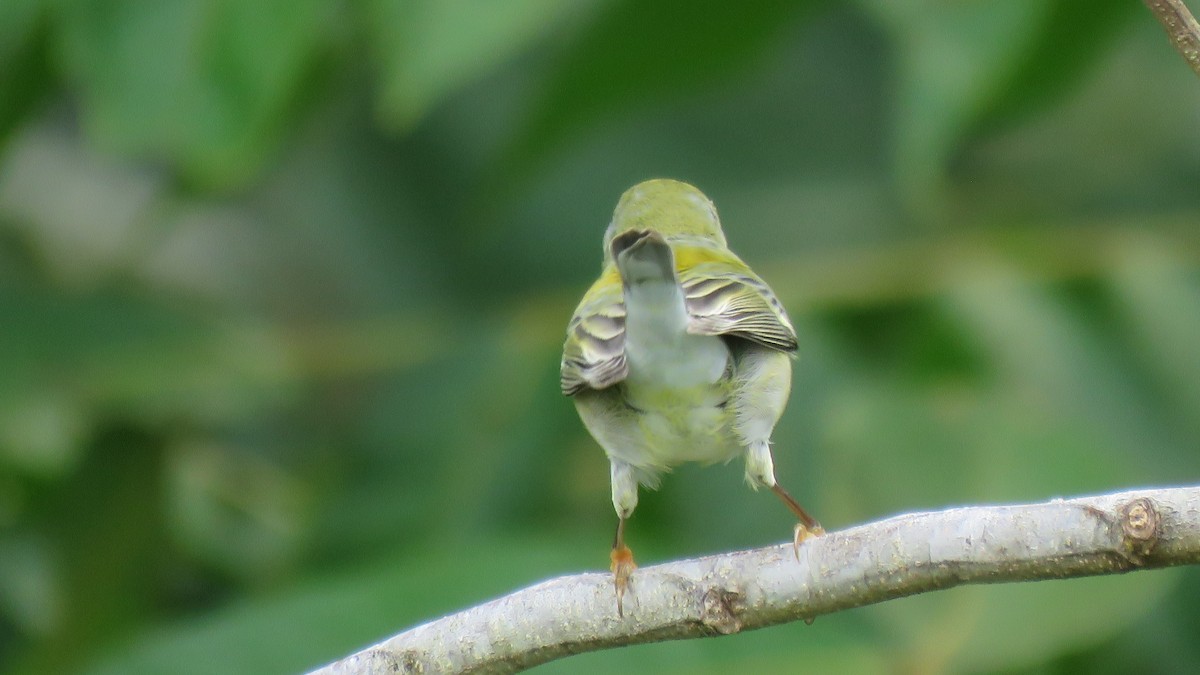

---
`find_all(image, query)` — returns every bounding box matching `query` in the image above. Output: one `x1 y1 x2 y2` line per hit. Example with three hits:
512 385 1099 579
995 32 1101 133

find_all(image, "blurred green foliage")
1 1 1198 673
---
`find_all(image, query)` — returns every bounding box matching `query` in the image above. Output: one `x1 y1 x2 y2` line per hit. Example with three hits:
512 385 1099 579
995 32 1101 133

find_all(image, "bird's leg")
745 440 823 558
771 483 824 559
610 516 636 617
608 460 639 617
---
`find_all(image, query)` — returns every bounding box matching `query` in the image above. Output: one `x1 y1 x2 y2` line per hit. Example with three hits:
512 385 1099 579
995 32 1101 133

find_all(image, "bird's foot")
610 545 636 617
792 522 825 560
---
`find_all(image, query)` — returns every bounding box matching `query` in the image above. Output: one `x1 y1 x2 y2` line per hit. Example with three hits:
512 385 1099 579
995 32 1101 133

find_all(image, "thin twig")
309 485 1200 674
1144 0 1200 77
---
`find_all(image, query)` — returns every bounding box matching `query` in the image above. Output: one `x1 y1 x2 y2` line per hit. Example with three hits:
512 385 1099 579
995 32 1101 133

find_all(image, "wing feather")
560 240 796 396
561 268 628 395
681 255 797 353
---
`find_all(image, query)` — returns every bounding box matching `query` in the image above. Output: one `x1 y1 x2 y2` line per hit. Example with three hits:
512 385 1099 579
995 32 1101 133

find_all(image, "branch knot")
1119 497 1160 564
700 587 743 635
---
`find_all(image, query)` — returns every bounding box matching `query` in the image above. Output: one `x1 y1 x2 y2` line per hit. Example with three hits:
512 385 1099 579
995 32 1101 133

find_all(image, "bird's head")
602 179 726 263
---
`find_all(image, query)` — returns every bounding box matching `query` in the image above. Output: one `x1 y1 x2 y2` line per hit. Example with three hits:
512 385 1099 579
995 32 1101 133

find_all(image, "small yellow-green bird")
561 178 822 616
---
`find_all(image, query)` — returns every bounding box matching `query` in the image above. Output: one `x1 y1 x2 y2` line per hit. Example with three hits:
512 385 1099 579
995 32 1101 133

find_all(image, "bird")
560 178 822 616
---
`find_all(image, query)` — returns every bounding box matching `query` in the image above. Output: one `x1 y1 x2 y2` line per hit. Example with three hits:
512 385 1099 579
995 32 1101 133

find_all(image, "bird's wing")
560 243 797 396
561 266 627 395
676 246 798 353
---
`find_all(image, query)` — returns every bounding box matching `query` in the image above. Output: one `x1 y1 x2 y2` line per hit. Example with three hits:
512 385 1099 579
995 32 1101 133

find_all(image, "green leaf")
54 0 331 189
0 0 50 151
12 425 172 674
0 0 41 48
1108 236 1200 447
498 0 821 185
367 0 579 131
943 262 1180 469
818 378 1146 526
973 0 1138 134
79 535 598 675
0 286 292 429
865 0 1136 220
873 572 1175 673
865 0 1046 219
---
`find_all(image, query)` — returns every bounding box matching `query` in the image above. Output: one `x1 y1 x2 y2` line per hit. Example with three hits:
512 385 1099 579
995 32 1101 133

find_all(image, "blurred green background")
1 1 1199 673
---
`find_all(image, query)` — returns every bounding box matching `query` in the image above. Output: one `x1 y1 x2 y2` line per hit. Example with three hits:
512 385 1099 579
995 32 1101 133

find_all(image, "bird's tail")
611 229 676 286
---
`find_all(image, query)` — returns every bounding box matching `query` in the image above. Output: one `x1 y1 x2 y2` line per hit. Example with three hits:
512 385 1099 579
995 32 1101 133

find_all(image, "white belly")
616 351 739 468
633 399 740 466
573 370 744 487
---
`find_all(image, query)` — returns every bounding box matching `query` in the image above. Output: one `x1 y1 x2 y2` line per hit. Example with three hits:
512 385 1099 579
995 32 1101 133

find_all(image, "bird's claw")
610 545 636 617
792 522 825 560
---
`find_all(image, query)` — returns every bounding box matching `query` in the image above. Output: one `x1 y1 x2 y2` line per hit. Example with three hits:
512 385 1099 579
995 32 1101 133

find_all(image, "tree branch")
1144 0 1200 77
309 486 1200 674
